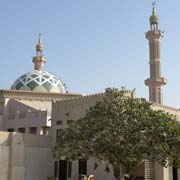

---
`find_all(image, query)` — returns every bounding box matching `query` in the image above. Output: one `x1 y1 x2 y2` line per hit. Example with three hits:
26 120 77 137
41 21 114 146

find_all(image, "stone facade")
51 91 180 180
0 89 81 134
51 90 142 180
0 131 53 180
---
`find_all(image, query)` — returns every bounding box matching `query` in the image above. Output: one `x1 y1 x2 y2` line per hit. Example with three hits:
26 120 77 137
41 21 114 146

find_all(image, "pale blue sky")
0 0 180 108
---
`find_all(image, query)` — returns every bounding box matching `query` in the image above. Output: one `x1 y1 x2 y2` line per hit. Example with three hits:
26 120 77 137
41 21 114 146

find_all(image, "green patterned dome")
11 70 67 93
11 35 68 93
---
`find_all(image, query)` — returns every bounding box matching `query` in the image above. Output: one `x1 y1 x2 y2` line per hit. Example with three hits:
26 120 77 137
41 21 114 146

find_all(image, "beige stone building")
0 2 180 180
51 90 180 180
0 35 81 180
0 90 80 135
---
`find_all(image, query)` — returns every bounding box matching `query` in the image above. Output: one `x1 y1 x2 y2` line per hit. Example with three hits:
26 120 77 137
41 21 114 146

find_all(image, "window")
56 129 62 142
42 127 49 135
59 160 67 180
173 167 178 180
18 128 25 133
79 159 87 175
56 121 62 126
67 120 73 125
68 161 72 178
29 127 37 134
54 161 58 177
19 112 26 119
7 128 14 132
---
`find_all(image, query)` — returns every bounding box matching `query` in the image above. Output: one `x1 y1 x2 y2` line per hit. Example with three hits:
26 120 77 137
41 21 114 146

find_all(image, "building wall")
52 90 135 145
152 103 180 122
51 93 104 145
0 131 54 180
51 91 180 180
3 98 52 131
24 147 53 180
0 132 10 180
0 90 82 134
51 90 144 180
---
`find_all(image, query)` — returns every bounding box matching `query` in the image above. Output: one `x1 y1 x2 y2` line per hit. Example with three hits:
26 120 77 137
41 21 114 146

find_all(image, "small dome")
36 43 43 52
11 70 67 93
149 2 159 26
150 14 159 25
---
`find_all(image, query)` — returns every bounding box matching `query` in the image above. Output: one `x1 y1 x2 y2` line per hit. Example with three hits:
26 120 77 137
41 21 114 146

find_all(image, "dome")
11 35 68 93
11 70 67 93
150 14 159 25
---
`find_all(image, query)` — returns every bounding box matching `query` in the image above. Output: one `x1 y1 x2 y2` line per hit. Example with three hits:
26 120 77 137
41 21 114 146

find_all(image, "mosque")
0 3 179 180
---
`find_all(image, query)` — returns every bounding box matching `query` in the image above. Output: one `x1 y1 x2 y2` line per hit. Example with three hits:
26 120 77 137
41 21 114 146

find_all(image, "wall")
51 92 180 180
24 147 53 180
0 132 10 180
51 90 145 180
0 131 54 180
4 98 52 131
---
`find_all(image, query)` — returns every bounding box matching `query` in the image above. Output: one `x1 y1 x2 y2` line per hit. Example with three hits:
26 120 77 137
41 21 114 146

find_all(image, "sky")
0 0 180 108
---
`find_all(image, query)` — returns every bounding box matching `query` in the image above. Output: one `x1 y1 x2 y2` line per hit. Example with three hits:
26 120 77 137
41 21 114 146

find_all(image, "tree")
54 88 180 180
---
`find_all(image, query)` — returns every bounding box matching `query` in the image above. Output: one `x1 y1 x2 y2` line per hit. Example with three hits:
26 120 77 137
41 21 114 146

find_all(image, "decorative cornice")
57 92 104 102
54 89 135 104
0 89 82 101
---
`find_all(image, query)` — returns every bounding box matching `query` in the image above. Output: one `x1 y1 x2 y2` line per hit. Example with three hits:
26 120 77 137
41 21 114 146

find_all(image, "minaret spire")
152 1 156 14
145 3 167 104
150 1 159 30
38 33 41 43
32 33 46 70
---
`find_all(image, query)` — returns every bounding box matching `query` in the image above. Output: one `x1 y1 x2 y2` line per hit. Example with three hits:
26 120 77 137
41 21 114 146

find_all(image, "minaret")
145 2 167 104
32 33 46 70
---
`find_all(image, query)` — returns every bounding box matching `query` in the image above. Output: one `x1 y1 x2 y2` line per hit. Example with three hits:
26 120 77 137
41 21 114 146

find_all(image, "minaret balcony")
145 77 167 86
146 30 164 39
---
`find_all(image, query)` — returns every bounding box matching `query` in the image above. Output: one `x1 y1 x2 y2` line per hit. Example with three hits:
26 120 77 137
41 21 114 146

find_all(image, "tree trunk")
113 164 130 180
113 164 122 180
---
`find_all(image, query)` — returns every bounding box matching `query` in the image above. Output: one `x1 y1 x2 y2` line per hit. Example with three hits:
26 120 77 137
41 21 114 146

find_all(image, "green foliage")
54 88 180 179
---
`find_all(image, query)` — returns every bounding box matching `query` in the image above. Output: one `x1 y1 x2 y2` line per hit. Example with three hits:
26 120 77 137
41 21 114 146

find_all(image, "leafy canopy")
54 88 180 177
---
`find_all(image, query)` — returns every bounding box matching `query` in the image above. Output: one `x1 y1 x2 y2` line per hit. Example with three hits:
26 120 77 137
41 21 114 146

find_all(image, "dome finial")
38 33 42 44
152 1 156 15
36 33 43 53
